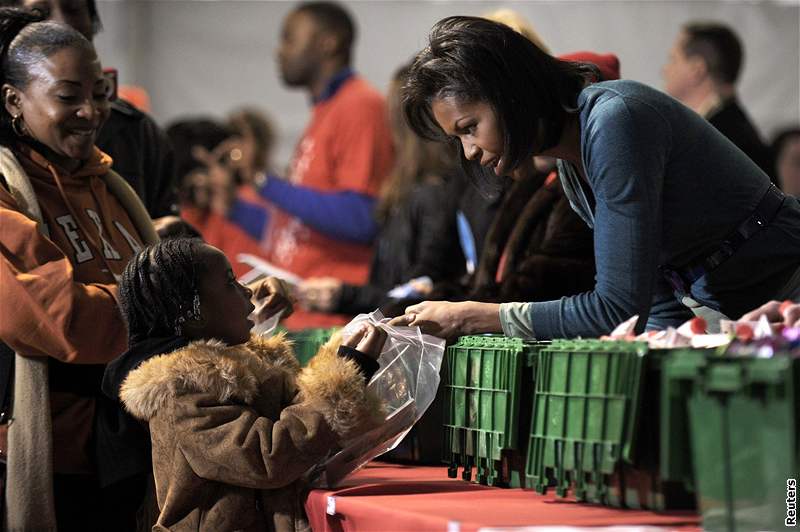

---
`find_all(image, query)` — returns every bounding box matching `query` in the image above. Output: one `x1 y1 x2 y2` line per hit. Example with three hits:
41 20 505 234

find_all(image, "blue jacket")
523 80 800 338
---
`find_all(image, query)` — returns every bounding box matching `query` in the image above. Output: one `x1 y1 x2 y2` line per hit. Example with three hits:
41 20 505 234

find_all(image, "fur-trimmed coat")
119 333 382 532
470 172 596 303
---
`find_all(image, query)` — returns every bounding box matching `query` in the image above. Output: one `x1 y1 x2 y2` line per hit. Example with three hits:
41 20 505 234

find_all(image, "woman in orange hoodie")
0 8 287 530
0 8 157 530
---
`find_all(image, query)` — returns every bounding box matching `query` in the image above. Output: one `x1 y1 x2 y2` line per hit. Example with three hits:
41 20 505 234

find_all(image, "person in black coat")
662 21 773 180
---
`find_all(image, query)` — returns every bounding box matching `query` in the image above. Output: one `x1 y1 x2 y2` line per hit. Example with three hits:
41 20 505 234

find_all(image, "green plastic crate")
442 335 547 487
525 339 646 503
665 351 799 531
285 327 339 366
524 340 696 510
659 349 697 491
622 349 696 510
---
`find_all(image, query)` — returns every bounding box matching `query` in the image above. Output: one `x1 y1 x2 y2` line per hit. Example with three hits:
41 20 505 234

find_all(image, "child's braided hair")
119 238 206 343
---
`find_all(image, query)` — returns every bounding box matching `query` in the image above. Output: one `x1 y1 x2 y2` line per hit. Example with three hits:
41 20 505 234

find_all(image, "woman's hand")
740 300 800 328
248 276 295 322
342 323 388 360
388 300 502 339
298 277 343 312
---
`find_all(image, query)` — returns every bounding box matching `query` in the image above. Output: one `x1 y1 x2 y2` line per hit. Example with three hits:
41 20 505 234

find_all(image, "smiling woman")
395 16 800 340
6 45 110 169
0 7 158 531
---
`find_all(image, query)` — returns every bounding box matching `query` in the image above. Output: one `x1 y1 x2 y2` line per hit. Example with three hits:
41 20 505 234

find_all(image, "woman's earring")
11 114 26 137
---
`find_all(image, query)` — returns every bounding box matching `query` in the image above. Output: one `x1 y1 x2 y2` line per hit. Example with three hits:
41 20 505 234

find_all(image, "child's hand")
342 323 387 360
249 276 295 322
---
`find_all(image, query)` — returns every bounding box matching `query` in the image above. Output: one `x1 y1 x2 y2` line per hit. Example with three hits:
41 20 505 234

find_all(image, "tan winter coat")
120 333 382 532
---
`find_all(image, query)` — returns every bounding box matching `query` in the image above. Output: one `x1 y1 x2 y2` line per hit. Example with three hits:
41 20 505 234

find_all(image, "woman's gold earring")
11 115 26 137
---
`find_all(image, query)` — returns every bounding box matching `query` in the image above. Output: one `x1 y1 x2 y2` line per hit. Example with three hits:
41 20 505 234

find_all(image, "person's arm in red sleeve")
0 192 128 364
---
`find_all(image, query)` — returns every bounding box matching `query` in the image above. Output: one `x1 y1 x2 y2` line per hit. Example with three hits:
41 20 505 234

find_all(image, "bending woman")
393 16 800 338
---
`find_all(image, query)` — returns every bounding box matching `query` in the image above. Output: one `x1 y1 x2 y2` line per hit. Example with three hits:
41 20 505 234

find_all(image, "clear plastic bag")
250 309 282 337
308 310 446 487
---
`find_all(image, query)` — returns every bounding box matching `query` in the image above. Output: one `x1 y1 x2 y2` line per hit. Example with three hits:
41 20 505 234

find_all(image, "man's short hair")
295 1 355 60
682 22 743 85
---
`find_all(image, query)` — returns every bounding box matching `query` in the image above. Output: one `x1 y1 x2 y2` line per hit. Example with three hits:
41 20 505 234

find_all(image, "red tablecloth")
305 463 701 531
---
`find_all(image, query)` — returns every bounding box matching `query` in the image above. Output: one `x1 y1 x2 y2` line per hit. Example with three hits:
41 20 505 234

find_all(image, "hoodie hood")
15 141 112 185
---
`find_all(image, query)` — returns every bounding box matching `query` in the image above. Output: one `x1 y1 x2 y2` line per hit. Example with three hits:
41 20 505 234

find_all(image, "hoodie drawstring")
46 162 119 282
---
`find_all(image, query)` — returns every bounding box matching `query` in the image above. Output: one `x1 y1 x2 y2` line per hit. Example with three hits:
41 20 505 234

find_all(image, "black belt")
661 184 786 296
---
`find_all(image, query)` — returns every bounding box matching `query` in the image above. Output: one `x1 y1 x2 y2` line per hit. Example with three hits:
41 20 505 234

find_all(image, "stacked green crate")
524 340 697 510
525 339 646 504
664 350 799 531
623 349 696 510
442 335 546 487
659 349 698 492
285 327 339 366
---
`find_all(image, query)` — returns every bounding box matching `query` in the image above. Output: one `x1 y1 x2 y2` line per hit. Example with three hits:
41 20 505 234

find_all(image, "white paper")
236 253 303 286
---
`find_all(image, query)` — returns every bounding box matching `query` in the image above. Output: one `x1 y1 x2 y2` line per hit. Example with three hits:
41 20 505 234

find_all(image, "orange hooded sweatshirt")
0 144 144 473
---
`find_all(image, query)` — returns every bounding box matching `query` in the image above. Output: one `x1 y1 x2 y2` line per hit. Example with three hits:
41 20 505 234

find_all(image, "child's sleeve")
296 336 385 441
172 340 383 490
0 193 128 363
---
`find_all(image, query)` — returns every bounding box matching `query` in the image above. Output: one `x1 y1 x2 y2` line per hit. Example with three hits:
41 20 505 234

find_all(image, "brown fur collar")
120 333 300 421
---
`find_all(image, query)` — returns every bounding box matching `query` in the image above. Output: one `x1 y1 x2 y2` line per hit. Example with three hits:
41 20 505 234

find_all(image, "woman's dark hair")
119 238 207 342
402 16 596 194
0 7 93 144
377 63 456 220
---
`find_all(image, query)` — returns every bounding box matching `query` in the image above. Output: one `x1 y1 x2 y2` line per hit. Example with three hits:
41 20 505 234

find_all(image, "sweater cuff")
527 298 567 340
499 302 537 340
336 345 379 382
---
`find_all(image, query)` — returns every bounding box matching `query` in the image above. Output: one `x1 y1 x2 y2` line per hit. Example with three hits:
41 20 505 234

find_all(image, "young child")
110 237 385 531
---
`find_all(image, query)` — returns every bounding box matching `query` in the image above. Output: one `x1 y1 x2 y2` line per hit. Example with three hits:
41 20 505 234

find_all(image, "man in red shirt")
256 1 394 329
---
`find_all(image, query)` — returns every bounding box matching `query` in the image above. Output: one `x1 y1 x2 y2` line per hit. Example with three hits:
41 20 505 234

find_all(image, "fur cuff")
247 332 300 375
295 335 384 440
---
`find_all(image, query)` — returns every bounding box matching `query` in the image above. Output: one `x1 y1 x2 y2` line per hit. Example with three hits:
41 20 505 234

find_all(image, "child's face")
195 245 255 345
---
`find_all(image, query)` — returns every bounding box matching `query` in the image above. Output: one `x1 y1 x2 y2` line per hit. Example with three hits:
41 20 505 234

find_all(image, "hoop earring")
11 115 26 137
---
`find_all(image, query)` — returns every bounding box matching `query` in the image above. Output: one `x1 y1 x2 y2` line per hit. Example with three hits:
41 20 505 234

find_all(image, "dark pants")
53 473 146 532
